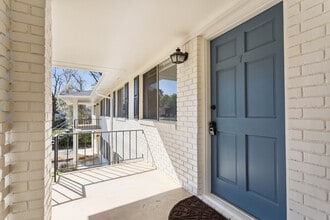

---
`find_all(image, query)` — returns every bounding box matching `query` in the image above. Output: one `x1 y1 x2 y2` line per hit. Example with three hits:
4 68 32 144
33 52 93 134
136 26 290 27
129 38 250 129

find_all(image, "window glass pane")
124 83 129 118
106 96 110 116
117 84 128 118
159 65 177 121
143 68 157 119
112 91 116 117
100 99 104 116
134 76 139 119
117 88 124 117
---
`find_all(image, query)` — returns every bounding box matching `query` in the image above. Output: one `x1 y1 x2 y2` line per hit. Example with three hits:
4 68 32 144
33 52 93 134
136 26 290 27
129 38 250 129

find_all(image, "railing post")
54 136 58 182
108 132 112 165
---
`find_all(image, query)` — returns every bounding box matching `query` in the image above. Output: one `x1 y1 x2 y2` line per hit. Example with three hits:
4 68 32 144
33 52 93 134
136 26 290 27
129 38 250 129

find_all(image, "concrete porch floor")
52 161 191 220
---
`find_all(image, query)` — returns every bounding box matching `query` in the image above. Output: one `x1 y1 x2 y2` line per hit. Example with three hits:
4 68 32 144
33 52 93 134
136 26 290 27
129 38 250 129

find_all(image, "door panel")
216 68 237 117
211 3 285 220
245 56 275 118
217 132 237 184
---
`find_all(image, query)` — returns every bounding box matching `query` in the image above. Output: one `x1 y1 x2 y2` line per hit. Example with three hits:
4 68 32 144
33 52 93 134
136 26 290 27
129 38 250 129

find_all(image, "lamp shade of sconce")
170 48 188 64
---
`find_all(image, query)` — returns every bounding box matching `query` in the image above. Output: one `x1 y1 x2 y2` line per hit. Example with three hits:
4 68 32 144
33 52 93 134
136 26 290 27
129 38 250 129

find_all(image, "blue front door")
211 3 286 220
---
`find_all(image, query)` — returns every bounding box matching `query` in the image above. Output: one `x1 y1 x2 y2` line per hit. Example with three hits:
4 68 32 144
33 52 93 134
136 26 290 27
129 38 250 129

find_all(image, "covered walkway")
52 161 190 220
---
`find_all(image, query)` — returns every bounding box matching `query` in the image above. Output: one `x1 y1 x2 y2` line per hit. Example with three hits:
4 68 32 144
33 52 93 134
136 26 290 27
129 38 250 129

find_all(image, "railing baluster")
92 132 95 165
108 133 111 165
54 136 58 182
122 131 124 162
129 131 131 160
66 133 69 170
100 133 103 165
135 131 137 159
115 131 118 164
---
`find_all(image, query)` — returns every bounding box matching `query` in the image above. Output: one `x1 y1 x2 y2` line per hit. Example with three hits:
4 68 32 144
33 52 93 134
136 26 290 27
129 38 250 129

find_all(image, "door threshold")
200 193 256 220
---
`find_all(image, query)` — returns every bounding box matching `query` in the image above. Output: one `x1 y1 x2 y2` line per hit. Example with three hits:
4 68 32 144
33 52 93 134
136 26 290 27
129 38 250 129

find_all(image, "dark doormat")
168 196 228 220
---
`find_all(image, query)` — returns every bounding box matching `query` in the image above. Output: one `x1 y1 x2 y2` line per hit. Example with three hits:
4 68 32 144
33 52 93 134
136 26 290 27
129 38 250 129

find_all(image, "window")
117 83 129 118
143 68 157 119
124 83 129 118
134 76 139 119
106 95 110 116
112 91 116 117
159 65 177 121
100 99 105 116
143 60 177 121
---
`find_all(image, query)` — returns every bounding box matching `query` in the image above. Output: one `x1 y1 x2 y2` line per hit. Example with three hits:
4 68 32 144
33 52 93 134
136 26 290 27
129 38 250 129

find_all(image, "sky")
52 67 177 95
159 79 177 95
52 67 100 92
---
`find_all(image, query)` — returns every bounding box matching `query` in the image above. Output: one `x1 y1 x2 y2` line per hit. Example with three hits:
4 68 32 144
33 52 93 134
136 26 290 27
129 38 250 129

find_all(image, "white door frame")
199 0 283 219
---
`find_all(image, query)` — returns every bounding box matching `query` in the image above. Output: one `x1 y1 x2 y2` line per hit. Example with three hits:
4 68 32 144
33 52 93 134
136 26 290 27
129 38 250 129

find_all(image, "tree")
52 68 101 128
89 71 102 83
52 67 64 128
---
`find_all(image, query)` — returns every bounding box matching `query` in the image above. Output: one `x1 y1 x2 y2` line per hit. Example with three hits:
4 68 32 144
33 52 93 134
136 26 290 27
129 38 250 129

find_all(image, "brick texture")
0 1 11 219
100 37 204 195
0 0 52 219
285 0 330 219
92 1 330 219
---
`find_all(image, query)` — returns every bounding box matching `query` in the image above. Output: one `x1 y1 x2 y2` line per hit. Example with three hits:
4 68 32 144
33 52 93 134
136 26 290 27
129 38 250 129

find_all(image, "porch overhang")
58 91 93 106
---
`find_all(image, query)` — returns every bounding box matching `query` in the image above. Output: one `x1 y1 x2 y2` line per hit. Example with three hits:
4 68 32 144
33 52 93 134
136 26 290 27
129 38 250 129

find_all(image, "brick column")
7 0 52 219
284 0 330 219
0 1 11 219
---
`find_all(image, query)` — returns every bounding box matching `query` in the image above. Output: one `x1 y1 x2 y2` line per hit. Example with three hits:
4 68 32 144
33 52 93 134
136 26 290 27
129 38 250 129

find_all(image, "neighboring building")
0 0 329 220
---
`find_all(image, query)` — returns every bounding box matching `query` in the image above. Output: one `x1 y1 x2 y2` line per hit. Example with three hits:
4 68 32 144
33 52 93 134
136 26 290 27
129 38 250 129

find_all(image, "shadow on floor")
52 161 156 206
88 188 191 220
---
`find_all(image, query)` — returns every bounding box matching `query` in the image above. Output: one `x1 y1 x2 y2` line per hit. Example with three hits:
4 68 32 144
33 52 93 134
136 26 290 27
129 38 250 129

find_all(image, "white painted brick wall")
102 37 204 195
0 0 52 219
284 0 330 219
0 1 11 219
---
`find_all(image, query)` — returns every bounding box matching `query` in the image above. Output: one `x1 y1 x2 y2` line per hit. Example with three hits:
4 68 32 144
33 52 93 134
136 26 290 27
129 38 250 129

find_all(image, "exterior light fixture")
170 47 188 64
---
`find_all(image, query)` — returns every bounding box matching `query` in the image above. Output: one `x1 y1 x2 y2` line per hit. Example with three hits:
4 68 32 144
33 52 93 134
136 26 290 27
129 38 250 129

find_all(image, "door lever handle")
209 121 217 136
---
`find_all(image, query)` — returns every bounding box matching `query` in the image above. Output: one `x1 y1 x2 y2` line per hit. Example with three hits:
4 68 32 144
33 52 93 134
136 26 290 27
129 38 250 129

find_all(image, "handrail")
73 118 101 129
53 129 154 182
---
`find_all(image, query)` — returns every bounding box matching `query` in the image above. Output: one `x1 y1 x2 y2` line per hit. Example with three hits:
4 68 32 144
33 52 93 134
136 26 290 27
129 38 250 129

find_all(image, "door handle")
209 121 217 136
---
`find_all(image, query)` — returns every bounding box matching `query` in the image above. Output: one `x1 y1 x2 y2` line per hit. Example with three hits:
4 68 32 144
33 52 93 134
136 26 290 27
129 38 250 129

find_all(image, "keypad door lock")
209 121 217 136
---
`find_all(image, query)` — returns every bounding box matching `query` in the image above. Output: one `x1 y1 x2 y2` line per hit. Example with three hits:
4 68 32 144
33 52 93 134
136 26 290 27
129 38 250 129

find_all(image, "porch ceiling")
52 0 241 97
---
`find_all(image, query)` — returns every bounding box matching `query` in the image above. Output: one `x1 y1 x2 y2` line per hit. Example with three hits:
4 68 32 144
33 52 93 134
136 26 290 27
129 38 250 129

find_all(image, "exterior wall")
84 1 330 219
284 0 330 219
102 37 205 194
0 0 52 219
174 37 204 194
0 1 11 218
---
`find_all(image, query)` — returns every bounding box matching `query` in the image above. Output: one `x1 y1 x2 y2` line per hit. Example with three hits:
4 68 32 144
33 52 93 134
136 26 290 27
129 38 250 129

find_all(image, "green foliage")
56 133 92 150
159 93 177 120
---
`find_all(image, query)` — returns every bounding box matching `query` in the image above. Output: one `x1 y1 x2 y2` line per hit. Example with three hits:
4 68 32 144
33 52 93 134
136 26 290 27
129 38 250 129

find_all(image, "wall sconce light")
170 48 188 64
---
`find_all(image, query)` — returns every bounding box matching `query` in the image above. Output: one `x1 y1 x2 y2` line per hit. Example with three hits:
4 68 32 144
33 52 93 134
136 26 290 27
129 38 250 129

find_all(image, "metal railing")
52 129 154 182
73 118 101 130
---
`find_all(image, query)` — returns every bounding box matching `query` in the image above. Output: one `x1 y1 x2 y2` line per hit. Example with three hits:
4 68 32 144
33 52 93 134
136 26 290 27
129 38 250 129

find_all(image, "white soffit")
52 0 280 98
53 0 230 75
